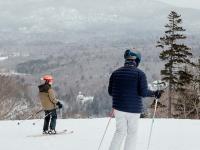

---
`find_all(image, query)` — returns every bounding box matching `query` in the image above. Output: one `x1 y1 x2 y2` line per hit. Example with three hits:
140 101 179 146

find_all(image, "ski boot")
43 130 49 134
48 129 56 134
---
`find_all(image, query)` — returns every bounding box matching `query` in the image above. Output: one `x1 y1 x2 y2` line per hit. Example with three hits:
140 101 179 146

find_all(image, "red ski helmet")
41 75 54 83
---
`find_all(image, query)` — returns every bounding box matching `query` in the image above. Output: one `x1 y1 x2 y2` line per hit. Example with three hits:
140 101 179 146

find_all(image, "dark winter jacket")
38 83 58 111
108 61 155 113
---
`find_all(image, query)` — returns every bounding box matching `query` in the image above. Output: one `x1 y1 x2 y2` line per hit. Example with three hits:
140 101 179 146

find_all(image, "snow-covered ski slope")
0 118 200 150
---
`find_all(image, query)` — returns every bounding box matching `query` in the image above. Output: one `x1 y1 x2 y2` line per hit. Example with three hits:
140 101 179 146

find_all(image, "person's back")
109 66 144 113
38 83 57 111
109 55 154 114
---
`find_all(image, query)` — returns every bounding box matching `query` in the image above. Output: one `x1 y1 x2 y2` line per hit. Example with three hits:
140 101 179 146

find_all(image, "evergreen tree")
197 58 200 93
177 65 193 91
175 58 200 119
175 66 193 118
157 11 193 118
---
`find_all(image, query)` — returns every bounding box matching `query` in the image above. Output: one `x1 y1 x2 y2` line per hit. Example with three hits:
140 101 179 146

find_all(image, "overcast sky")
157 0 200 9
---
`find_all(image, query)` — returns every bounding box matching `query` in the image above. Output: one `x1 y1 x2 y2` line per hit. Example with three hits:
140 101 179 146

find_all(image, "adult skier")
38 75 63 134
108 49 162 150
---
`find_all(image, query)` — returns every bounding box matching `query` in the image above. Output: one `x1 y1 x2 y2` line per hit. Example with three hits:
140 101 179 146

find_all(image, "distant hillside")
0 0 200 118
0 74 40 120
0 0 200 45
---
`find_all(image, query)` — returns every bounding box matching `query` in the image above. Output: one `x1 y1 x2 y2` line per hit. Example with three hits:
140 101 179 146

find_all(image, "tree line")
156 11 200 119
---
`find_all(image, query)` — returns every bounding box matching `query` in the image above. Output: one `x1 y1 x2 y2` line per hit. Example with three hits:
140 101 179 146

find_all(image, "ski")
27 129 74 137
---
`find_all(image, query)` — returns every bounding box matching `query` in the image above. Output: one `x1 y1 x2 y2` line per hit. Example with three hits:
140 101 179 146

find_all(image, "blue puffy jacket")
108 62 154 113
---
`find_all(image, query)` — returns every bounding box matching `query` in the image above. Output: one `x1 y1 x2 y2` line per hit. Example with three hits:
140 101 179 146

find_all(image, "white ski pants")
109 109 140 150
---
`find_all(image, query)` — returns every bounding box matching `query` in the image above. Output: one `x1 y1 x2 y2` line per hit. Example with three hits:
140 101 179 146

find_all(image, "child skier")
38 75 63 134
108 49 162 150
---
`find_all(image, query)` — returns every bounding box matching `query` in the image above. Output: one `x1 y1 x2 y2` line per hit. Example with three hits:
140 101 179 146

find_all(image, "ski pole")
146 80 168 150
32 107 61 125
146 98 159 150
97 109 114 150
32 111 53 125
17 109 43 125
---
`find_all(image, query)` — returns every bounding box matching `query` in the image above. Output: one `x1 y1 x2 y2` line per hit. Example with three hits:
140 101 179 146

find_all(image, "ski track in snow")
0 118 200 150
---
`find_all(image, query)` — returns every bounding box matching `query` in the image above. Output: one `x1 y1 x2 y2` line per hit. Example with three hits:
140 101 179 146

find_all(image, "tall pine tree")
157 11 193 118
197 58 200 93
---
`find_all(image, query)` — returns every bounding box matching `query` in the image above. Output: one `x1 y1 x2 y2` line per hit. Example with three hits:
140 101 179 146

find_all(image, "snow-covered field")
0 118 200 150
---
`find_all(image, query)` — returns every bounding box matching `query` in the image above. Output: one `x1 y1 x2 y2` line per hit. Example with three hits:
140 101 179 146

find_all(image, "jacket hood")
38 83 51 93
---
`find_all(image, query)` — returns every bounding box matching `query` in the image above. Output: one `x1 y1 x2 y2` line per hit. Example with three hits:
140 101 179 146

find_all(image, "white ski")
27 129 74 137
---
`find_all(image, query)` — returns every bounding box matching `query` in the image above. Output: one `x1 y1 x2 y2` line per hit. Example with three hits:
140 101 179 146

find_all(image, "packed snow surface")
0 118 200 150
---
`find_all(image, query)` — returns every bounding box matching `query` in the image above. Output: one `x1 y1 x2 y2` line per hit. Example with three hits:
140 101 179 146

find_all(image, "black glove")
56 101 63 109
154 90 164 99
